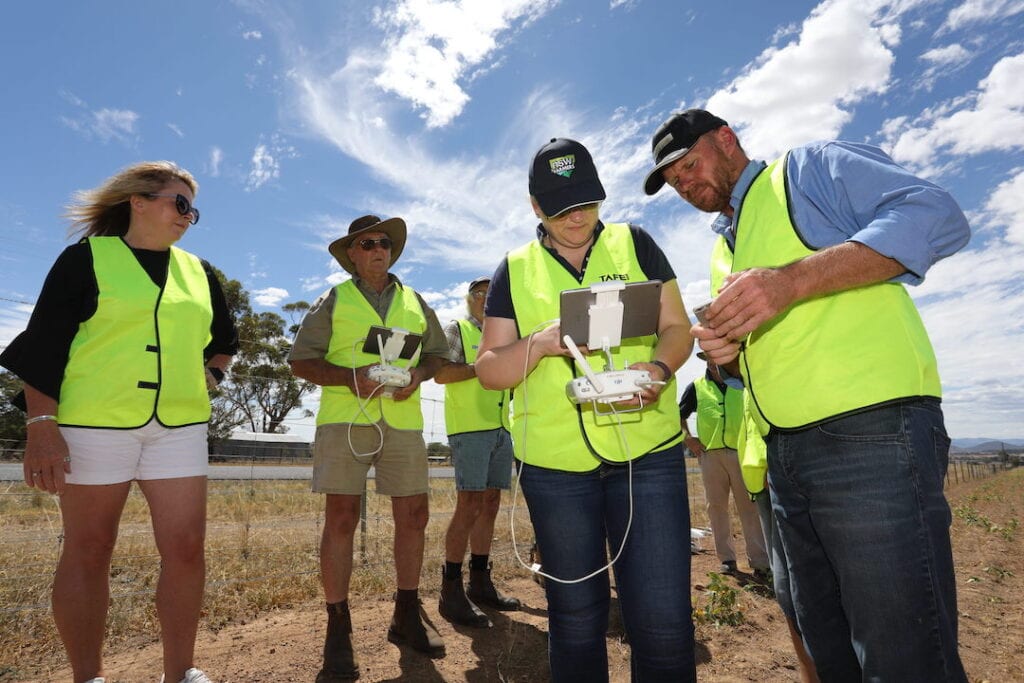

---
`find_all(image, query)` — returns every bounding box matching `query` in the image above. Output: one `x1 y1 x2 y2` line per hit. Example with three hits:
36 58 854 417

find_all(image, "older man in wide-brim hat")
289 214 450 678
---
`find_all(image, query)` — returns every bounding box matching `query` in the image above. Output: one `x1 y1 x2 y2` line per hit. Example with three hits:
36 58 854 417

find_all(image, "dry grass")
0 468 707 680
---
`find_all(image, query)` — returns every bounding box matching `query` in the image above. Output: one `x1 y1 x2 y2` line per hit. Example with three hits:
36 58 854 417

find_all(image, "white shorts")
61 420 209 485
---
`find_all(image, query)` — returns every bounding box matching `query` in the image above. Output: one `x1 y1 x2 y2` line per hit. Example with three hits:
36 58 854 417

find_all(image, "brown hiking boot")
468 563 521 611
316 601 359 682
439 567 491 627
387 592 445 658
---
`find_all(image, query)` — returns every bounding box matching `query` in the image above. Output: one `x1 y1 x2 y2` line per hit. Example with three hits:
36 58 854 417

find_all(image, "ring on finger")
31 471 42 476
63 456 71 463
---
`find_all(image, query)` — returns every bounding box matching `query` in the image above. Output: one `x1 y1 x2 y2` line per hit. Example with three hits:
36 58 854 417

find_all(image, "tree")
0 370 26 459
208 268 315 440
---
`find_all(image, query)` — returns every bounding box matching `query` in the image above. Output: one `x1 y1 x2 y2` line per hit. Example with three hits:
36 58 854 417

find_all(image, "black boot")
315 601 360 682
387 590 446 658
468 563 521 611
439 566 491 627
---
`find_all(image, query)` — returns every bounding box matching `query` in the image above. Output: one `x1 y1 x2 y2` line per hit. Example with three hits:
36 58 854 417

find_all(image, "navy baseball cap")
529 138 606 217
643 109 728 195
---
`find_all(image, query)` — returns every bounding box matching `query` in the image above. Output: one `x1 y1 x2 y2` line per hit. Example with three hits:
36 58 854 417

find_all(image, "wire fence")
0 451 1011 617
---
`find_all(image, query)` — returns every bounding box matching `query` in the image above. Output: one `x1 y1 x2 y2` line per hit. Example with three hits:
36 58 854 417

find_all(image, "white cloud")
372 0 557 128
243 29 263 40
61 96 141 145
252 286 290 307
704 0 900 159
247 144 278 190
167 123 185 138
92 109 139 143
940 0 1024 33
0 302 33 347
209 146 223 177
245 135 298 191
980 167 1024 246
920 43 970 65
883 51 1024 171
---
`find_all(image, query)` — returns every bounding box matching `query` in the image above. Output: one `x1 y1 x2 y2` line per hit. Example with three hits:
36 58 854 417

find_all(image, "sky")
1 0 1022 442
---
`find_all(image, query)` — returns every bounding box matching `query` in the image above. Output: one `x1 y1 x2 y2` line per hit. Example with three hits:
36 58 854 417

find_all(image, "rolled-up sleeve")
288 289 335 361
788 142 971 285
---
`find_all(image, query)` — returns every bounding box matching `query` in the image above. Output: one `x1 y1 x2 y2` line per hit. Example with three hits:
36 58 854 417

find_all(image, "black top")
0 239 239 405
485 222 676 320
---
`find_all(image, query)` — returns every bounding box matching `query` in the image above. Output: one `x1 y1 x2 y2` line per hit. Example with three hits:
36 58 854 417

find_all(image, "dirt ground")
25 468 1023 682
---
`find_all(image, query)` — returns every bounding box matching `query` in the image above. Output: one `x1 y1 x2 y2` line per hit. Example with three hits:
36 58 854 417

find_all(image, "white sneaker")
160 668 213 683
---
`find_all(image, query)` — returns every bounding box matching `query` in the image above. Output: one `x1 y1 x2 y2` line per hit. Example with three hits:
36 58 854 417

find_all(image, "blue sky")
1 0 1022 441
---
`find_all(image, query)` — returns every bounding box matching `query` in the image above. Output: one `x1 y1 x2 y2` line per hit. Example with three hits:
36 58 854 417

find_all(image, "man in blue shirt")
644 109 970 682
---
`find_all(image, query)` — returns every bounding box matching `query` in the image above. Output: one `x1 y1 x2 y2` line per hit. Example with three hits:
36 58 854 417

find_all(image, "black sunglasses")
357 237 393 251
145 193 200 225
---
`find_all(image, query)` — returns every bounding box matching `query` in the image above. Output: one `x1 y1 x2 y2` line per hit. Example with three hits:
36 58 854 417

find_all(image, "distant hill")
951 438 1024 454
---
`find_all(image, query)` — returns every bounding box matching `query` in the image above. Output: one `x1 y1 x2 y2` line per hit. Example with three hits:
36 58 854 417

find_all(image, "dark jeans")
754 491 796 621
520 445 696 682
768 399 967 682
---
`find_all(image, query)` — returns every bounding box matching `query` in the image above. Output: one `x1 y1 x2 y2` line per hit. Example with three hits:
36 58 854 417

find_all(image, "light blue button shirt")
711 141 971 285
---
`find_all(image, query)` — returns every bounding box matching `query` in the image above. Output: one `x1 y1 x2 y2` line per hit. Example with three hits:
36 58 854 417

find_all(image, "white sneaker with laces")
159 668 213 683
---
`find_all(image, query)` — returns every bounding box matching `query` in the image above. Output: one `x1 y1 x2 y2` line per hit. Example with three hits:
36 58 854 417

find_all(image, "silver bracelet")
25 414 58 426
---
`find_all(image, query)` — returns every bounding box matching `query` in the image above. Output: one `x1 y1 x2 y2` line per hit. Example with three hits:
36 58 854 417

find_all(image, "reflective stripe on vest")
507 223 681 472
58 237 213 428
317 280 426 429
734 156 941 430
444 319 508 436
694 377 743 450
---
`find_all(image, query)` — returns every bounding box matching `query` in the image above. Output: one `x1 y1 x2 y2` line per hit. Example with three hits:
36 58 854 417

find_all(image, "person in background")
0 161 237 683
434 276 521 629
289 215 449 681
476 137 696 682
678 355 769 578
644 108 969 682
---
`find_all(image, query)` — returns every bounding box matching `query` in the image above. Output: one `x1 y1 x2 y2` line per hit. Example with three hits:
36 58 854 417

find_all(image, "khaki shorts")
312 421 428 497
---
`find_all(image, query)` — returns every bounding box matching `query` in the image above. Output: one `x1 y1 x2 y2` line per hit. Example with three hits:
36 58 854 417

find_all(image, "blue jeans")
754 491 796 621
520 445 696 683
767 399 967 682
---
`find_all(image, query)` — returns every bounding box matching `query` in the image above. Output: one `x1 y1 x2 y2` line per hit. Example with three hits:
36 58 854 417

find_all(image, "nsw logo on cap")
549 154 576 178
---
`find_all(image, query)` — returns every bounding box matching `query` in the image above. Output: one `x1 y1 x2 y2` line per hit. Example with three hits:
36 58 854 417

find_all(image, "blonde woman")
0 161 237 683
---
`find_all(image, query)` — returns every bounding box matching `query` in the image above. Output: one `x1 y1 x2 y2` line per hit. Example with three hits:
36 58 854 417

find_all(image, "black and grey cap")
468 276 491 292
529 138 606 217
643 109 728 195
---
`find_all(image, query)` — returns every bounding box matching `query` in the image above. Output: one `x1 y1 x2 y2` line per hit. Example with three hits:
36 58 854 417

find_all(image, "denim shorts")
449 428 513 491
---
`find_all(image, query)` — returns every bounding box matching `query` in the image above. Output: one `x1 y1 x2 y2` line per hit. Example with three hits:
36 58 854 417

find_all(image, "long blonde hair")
66 161 199 238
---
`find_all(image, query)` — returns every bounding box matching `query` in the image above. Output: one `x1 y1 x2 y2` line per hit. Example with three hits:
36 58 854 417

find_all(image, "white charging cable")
506 320 640 585
347 338 387 462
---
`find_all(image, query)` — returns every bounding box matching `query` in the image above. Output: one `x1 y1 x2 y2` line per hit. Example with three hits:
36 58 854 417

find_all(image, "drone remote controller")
562 334 658 407
367 364 411 398
566 368 652 404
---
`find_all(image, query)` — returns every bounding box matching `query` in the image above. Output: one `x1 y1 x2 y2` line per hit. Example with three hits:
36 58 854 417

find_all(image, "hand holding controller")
566 368 655 404
367 364 411 398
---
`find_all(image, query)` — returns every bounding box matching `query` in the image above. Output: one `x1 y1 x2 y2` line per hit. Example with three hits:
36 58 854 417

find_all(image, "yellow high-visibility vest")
59 237 212 428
